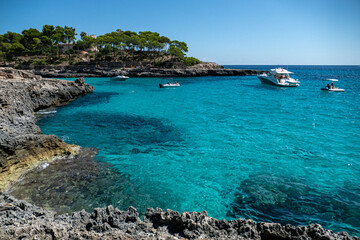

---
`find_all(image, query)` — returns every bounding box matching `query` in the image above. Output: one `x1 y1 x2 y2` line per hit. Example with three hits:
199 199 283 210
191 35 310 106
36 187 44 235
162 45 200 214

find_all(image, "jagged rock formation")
0 192 358 240
0 67 94 191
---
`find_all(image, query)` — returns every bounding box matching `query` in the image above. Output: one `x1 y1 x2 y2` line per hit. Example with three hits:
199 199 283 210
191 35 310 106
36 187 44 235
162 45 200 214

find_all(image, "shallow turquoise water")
37 66 360 235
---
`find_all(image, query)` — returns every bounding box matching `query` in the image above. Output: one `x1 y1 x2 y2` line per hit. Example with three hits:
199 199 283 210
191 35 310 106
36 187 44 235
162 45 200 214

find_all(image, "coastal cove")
0 66 359 239
3 65 358 237
1 0 360 237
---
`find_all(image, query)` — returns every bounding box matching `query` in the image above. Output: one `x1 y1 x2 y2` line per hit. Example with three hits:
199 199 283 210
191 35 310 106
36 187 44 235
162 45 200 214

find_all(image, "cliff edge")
0 67 94 191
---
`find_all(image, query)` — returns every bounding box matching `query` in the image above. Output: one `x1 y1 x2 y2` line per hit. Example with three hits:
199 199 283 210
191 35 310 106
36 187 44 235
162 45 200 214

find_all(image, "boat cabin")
268 68 293 83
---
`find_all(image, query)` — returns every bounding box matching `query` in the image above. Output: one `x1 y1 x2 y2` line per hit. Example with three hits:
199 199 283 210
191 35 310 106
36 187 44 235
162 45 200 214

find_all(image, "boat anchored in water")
110 75 129 81
159 81 180 88
258 68 300 87
321 79 344 92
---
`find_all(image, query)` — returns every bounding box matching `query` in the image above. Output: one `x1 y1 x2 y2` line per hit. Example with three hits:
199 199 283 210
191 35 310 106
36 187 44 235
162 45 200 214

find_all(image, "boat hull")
258 76 298 87
111 76 129 81
321 88 344 92
159 83 180 88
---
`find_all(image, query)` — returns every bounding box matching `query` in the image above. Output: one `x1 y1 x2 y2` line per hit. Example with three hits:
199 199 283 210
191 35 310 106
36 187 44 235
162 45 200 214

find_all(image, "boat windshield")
275 73 290 78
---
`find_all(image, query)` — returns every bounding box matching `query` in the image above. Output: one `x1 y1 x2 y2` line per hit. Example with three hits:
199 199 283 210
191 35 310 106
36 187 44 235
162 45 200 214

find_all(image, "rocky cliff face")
0 192 357 240
32 67 264 78
14 62 265 78
187 62 225 70
0 67 94 191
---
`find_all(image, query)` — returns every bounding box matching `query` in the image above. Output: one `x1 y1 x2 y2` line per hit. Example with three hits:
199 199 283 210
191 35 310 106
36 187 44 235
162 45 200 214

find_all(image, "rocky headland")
0 67 94 191
15 62 266 78
0 68 358 239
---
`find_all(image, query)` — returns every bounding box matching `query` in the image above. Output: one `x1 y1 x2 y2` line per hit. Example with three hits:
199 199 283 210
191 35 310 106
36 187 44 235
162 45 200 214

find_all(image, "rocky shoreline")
34 68 265 78
1 192 358 240
0 67 94 191
0 68 358 239
14 62 266 78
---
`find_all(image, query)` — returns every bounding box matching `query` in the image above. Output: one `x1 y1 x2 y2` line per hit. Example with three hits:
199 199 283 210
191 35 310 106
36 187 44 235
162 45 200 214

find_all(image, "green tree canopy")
2 31 23 43
0 25 199 65
21 28 42 50
42 25 55 38
64 26 76 44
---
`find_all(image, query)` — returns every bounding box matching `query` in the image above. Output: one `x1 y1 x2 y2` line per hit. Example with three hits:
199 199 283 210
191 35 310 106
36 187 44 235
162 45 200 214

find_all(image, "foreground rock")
0 67 94 191
0 193 357 240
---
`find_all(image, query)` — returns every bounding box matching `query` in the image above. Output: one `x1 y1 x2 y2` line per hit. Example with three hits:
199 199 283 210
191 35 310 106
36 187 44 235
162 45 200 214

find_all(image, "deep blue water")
37 65 360 235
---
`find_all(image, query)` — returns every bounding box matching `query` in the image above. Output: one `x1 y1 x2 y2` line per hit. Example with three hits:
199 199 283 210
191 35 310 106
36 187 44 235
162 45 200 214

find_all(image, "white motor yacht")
110 75 129 81
159 82 180 88
258 68 300 87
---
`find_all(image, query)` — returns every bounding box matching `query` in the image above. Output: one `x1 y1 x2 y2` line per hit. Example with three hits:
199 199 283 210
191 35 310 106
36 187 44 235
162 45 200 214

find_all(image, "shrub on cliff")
184 57 201 66
33 59 47 65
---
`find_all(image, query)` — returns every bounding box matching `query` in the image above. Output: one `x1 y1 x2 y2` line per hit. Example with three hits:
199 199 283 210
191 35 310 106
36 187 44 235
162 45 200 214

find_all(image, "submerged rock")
228 173 360 236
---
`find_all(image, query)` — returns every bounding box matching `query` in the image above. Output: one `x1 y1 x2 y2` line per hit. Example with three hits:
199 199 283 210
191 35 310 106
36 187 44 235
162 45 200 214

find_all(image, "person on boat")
327 83 331 89
276 75 280 83
331 82 334 89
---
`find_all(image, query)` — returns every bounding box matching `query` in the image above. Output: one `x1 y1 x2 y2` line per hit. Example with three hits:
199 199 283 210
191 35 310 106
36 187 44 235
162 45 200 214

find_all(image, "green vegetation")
184 57 201 66
0 25 201 67
32 59 47 65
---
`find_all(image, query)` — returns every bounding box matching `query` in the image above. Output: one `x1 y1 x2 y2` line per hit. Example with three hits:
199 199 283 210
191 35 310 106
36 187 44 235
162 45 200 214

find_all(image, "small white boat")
321 79 344 92
258 68 300 87
110 75 129 81
159 82 180 88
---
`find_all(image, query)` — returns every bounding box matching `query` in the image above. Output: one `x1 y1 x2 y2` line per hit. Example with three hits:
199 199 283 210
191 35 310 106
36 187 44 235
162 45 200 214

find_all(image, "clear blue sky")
1 0 359 65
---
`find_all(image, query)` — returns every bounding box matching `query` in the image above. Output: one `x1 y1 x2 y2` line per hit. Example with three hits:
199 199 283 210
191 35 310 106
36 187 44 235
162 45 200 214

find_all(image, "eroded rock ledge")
0 192 357 240
0 67 94 191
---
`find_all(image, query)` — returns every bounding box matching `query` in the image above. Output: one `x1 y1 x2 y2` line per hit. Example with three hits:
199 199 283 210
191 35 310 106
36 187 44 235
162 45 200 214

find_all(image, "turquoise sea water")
37 65 359 235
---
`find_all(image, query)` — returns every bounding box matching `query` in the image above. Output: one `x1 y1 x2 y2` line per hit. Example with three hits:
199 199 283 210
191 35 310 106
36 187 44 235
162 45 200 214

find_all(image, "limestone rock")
75 77 85 85
0 193 358 240
0 68 95 191
21 64 265 78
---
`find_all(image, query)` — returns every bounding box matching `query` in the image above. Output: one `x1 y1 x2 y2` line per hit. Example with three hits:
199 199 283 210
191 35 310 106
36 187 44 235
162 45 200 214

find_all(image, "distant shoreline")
33 68 267 78
3 62 266 78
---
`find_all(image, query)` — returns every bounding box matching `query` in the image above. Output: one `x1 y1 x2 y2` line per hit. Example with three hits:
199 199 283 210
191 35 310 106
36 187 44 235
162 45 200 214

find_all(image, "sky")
0 0 359 65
